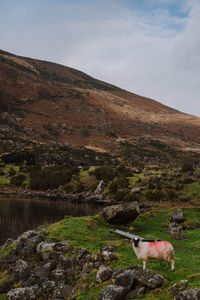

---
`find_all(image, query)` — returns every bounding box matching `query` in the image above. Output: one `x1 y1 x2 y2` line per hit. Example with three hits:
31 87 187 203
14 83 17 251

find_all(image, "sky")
0 0 200 116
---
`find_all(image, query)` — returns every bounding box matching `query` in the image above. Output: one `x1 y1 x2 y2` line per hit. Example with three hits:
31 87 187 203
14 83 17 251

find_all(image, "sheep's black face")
133 238 140 247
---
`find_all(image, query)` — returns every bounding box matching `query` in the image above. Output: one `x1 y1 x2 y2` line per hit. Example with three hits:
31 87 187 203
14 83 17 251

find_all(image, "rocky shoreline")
0 188 112 204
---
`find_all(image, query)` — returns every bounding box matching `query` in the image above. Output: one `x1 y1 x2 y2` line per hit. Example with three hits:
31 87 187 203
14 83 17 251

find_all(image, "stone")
7 286 38 300
96 265 112 283
171 230 186 240
13 259 30 281
52 283 71 300
101 202 140 225
115 270 136 291
100 285 126 300
41 280 56 295
82 262 94 273
95 180 106 194
171 280 188 295
51 267 66 282
170 209 185 224
36 242 55 260
77 248 89 259
102 250 118 261
176 288 200 300
16 231 46 257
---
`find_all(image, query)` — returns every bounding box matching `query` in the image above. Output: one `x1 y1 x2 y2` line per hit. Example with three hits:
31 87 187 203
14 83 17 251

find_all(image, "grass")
46 208 200 299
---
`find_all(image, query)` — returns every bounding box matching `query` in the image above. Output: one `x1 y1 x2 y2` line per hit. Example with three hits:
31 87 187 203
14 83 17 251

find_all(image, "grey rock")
95 180 106 194
170 209 185 224
36 242 55 260
102 250 118 261
100 284 126 300
7 286 38 300
176 288 200 300
101 202 140 225
53 283 71 300
96 265 112 283
41 280 56 295
115 270 135 291
130 267 164 289
51 267 65 282
13 259 30 281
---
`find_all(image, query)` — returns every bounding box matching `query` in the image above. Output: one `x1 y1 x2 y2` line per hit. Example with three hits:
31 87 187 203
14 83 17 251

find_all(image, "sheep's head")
132 238 140 247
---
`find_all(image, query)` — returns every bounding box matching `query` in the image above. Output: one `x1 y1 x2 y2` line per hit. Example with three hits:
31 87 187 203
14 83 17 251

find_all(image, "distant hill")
0 49 200 164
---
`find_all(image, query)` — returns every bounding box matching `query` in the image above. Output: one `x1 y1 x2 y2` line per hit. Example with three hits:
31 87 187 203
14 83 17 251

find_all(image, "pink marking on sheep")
132 239 175 271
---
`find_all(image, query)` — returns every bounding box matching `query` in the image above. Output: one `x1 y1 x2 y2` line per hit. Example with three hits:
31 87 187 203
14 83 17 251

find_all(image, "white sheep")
132 238 174 271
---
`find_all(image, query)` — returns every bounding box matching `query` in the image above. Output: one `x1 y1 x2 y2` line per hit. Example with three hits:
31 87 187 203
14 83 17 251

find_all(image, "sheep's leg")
143 260 146 270
171 259 175 272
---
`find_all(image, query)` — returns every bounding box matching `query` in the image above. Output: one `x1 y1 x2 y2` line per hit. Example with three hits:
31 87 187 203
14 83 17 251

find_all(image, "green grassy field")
46 208 200 299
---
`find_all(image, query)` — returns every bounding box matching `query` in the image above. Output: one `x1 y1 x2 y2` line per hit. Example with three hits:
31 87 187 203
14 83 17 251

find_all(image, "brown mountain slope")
0 49 200 157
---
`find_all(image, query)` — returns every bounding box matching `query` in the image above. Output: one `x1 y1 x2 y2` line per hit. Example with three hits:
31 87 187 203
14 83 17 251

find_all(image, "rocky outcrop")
101 202 140 224
0 229 120 299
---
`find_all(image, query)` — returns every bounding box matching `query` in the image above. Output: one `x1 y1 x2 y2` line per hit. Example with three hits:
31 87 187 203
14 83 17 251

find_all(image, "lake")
0 196 102 245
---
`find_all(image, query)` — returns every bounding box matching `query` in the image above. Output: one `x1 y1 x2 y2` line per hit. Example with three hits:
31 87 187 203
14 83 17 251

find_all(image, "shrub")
29 165 72 190
10 173 26 187
80 174 97 191
123 193 138 202
108 180 118 193
114 191 127 202
109 176 129 193
182 162 195 173
144 189 164 201
90 166 117 183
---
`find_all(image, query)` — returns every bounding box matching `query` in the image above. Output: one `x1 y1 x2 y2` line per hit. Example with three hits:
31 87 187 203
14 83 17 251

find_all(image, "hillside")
0 49 200 162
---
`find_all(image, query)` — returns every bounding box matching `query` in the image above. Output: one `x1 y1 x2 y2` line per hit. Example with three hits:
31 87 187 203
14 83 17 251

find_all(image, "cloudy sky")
0 0 200 116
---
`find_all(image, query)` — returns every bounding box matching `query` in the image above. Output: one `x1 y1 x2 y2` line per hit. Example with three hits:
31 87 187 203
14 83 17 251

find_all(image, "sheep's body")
132 240 174 271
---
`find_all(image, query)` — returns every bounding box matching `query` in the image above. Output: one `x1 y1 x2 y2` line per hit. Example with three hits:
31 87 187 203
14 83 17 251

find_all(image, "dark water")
0 196 102 245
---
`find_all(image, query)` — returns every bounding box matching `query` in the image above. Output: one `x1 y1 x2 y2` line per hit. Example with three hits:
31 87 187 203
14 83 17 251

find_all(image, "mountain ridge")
0 49 200 160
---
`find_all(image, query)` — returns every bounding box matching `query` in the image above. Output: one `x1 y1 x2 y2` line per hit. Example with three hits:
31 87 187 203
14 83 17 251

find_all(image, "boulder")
101 202 140 224
96 265 112 283
130 267 164 289
100 285 126 300
170 209 185 224
176 288 200 300
115 270 135 292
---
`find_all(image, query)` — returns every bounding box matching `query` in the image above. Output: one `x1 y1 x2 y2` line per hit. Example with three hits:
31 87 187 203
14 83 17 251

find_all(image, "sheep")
132 238 174 271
